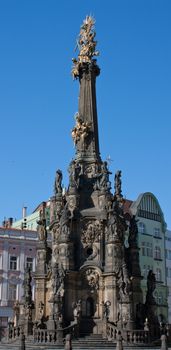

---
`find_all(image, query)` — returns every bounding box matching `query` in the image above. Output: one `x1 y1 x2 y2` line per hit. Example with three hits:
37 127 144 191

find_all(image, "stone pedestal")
24 318 33 336
57 325 63 345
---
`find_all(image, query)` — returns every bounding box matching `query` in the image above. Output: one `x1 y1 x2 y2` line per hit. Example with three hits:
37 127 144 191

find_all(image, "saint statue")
54 169 63 195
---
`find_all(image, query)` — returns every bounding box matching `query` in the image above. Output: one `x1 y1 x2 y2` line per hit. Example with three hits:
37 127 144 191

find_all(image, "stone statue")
73 300 82 321
107 204 126 243
117 264 131 302
60 203 70 236
22 268 32 307
86 269 99 290
54 169 63 195
52 263 65 297
146 270 156 300
114 170 122 198
68 159 81 189
37 217 47 242
103 301 111 320
72 16 99 79
38 301 44 321
128 215 138 246
95 161 111 191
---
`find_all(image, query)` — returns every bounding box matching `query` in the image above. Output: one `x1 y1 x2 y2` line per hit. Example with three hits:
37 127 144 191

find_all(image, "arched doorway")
86 297 94 317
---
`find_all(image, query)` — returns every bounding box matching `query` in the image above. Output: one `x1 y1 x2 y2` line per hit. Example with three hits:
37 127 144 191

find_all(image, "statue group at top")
72 15 99 79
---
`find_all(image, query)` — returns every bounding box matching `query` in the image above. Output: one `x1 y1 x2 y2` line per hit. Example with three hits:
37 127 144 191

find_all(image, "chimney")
8 218 13 227
22 206 27 218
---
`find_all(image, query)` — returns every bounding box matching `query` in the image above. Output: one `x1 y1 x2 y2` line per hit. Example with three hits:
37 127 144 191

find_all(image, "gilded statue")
72 16 99 79
71 112 91 149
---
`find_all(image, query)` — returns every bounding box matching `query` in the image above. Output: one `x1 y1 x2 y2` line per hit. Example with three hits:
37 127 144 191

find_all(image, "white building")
0 227 38 336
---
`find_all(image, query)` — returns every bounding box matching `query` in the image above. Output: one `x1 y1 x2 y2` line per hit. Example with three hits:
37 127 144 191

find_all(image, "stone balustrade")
8 325 21 340
125 329 149 344
33 321 78 344
34 329 57 343
106 322 149 345
106 322 117 341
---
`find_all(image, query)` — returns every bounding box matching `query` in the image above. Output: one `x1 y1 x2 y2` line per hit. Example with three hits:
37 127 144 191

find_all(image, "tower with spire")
33 16 143 340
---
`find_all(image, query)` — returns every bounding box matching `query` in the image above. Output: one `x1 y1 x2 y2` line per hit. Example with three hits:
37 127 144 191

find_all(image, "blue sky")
0 1 170 228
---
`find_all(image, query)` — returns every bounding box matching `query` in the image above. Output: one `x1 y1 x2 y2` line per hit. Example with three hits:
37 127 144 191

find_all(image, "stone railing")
8 324 21 340
106 322 149 345
124 329 149 344
33 329 57 343
106 322 117 341
33 321 78 344
63 320 78 339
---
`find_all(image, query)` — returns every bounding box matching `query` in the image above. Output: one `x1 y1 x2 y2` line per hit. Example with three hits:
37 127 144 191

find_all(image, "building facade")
0 227 37 336
165 229 171 323
12 201 50 231
127 193 168 322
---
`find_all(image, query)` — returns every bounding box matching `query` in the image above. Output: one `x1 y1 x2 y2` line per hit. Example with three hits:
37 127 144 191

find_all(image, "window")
166 249 171 260
156 268 162 282
147 265 151 276
166 267 171 278
155 292 163 305
10 256 17 270
139 222 145 234
142 265 153 279
142 242 146 256
147 242 153 257
141 242 152 257
8 284 16 300
154 246 161 260
154 228 160 238
0 254 2 269
142 265 146 278
158 292 163 305
26 257 33 271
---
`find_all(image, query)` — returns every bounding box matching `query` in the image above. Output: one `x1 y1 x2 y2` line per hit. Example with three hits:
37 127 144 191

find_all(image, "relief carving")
81 220 102 245
85 269 99 290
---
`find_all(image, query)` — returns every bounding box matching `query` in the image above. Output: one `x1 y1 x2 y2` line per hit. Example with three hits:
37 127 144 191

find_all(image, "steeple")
71 16 101 163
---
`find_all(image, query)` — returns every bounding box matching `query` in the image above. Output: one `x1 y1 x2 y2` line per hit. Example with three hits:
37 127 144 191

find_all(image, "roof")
129 192 166 230
123 199 133 215
0 227 36 233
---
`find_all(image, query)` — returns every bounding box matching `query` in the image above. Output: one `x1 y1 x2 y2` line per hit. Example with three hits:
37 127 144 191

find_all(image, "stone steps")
0 344 169 350
1 336 170 350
